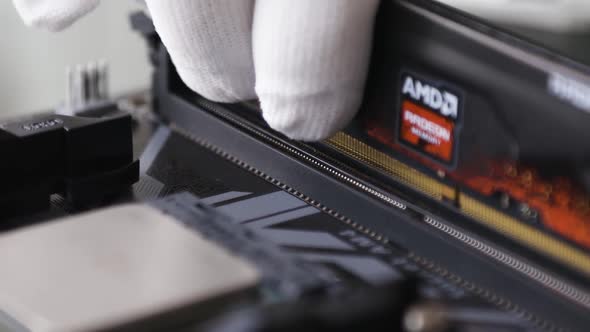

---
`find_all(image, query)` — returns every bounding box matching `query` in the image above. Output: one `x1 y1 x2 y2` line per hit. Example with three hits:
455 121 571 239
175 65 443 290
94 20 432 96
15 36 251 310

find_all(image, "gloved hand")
14 0 379 141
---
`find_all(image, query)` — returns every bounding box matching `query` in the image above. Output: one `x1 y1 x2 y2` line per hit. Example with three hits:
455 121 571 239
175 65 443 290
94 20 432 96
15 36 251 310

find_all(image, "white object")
437 0 590 32
12 0 100 32
0 205 259 332
13 0 380 141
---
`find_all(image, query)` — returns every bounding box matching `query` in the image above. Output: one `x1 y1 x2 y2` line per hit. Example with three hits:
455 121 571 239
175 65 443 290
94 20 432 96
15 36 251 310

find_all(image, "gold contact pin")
328 132 590 276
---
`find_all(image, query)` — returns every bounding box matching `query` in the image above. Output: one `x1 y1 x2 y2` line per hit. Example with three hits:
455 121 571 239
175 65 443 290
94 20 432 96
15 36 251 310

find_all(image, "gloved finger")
12 0 100 32
145 0 256 102
253 0 380 141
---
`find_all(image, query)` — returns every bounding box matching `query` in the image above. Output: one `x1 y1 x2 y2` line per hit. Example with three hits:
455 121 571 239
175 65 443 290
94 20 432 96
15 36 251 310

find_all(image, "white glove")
14 0 379 141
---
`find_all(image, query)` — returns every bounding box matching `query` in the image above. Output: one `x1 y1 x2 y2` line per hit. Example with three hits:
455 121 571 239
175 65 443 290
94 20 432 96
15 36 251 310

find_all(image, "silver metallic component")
98 59 110 100
59 60 111 115
82 64 91 103
404 303 525 332
404 303 448 332
85 62 99 103
0 205 260 332
74 64 86 109
500 193 511 209
63 66 75 115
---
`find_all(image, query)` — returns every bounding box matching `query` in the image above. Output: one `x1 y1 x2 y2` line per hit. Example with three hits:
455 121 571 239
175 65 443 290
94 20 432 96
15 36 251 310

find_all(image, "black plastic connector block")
0 109 139 217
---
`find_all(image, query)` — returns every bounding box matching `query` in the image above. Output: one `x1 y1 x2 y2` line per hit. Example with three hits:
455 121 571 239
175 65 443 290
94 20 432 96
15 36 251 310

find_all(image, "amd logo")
402 75 459 119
